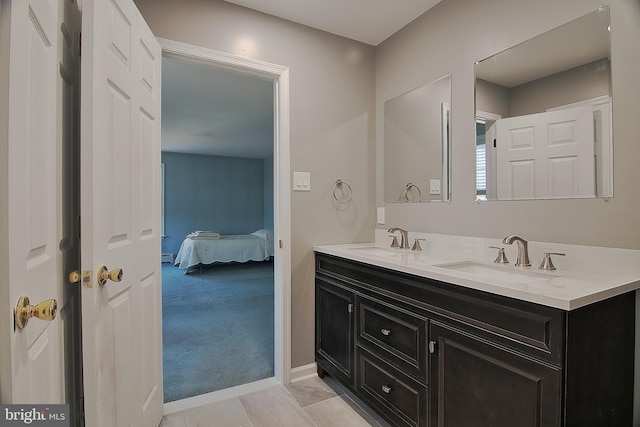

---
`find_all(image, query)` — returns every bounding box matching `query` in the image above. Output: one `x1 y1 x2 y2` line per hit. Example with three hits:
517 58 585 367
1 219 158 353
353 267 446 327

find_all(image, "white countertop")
314 234 640 310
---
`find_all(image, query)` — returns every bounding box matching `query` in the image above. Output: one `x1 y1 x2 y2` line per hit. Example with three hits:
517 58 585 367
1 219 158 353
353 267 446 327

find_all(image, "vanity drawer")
357 296 427 382
357 349 428 427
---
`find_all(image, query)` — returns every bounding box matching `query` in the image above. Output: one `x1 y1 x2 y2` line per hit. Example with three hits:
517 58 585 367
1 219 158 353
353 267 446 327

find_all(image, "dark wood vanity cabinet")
315 253 635 427
315 278 355 388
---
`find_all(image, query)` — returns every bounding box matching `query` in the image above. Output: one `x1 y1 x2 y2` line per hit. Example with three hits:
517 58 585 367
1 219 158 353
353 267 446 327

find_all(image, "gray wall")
161 152 269 256
135 0 376 368
376 0 640 250
137 0 640 372
384 76 449 203
509 59 610 117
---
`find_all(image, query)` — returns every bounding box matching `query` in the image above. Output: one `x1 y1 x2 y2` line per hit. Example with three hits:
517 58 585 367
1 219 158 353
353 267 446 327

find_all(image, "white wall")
376 0 640 250
134 0 376 367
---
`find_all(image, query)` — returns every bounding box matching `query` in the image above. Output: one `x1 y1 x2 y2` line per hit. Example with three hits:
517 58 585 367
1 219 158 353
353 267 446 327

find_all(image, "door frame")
159 38 291 410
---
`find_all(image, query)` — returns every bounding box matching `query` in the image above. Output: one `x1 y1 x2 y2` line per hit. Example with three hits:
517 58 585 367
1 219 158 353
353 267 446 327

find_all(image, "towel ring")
399 183 422 202
332 179 352 204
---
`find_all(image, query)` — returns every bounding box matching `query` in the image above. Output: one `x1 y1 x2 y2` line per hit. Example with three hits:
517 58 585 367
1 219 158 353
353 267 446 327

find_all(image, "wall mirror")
384 74 451 203
475 6 611 201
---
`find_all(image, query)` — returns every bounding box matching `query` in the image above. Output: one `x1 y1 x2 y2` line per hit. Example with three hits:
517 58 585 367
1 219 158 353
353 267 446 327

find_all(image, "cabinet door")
316 278 355 387
429 322 561 427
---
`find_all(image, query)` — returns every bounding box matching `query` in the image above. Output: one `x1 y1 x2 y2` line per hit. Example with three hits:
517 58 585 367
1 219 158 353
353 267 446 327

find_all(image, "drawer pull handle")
381 328 391 336
381 385 392 394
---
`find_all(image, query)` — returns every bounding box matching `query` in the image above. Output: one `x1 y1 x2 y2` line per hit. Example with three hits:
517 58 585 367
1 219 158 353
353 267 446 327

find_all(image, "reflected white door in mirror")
475 6 612 201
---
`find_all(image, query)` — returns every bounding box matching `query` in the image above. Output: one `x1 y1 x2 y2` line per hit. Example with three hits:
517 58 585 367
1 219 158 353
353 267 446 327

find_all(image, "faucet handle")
489 246 509 264
539 252 565 270
388 235 400 248
412 238 425 251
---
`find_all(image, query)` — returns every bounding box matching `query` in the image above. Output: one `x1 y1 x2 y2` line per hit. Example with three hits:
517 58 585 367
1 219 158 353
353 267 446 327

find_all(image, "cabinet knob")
381 328 391 336
381 385 392 394
429 340 437 354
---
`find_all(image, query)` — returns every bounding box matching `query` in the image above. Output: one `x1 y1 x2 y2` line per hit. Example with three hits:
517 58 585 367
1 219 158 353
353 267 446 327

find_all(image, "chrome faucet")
502 235 531 267
388 227 410 249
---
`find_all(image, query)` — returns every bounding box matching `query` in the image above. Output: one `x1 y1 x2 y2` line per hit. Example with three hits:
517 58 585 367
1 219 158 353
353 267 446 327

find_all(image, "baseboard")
290 362 317 383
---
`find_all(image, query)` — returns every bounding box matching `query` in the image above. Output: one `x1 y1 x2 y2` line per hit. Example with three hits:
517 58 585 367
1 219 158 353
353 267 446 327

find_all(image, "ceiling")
162 56 274 159
223 0 442 46
163 1 442 158
475 7 610 88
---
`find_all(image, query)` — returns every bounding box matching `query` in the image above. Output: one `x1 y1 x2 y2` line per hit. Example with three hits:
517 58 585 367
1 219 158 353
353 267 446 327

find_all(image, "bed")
174 229 274 273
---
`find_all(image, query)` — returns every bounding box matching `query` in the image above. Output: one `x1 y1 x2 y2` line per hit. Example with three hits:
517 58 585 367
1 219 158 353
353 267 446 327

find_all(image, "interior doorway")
158 39 291 411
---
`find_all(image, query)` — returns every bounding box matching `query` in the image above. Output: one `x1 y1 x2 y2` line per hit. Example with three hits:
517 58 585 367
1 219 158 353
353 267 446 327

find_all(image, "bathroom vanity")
314 240 639 427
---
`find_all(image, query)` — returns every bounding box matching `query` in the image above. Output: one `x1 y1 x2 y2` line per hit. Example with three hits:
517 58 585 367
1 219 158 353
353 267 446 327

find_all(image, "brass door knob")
14 296 57 330
97 266 124 286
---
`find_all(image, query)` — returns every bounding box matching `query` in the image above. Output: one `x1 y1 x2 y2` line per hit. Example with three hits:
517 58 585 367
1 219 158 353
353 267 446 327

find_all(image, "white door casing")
80 0 163 425
496 106 595 200
2 0 67 404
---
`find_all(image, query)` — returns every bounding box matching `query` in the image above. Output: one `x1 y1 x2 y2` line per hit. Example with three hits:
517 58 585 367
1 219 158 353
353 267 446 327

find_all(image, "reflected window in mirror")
474 5 612 201
475 121 487 201
384 74 451 203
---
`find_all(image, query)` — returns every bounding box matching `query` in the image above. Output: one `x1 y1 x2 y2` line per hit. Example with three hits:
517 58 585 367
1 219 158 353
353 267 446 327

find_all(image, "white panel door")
4 0 66 405
80 0 163 426
496 106 595 199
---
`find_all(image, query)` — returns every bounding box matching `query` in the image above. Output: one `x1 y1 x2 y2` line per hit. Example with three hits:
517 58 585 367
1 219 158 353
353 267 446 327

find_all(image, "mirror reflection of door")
495 106 595 200
474 6 612 201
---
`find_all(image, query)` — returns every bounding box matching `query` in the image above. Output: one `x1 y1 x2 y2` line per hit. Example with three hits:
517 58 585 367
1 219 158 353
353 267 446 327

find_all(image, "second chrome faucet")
388 227 410 249
502 235 530 267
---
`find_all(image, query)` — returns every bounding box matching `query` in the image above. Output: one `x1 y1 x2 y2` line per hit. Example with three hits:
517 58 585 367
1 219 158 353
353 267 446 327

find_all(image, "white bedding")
174 229 274 271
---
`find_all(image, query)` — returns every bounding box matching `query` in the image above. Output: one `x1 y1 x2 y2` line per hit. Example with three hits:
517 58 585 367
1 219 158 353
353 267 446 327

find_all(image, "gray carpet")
162 261 274 402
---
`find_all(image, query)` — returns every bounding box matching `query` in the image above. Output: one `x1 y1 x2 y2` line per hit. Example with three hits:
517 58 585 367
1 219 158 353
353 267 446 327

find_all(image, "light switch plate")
430 179 441 195
293 171 311 191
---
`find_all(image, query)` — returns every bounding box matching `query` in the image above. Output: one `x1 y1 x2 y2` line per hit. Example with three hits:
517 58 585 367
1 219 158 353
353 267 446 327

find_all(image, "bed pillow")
251 229 273 241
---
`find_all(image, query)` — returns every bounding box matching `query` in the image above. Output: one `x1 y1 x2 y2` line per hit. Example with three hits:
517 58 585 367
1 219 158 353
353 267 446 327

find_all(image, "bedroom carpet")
162 261 274 402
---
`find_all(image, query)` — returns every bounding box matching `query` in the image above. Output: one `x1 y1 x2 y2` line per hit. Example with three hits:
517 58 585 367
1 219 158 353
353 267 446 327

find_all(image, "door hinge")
78 32 82 56
428 340 437 354
77 215 81 239
347 303 353 314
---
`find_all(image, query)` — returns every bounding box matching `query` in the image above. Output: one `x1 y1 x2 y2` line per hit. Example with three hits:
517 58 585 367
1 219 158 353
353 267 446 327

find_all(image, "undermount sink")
435 261 557 284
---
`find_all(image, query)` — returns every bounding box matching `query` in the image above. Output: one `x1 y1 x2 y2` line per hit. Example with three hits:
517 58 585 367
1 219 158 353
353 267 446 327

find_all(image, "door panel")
496 106 594 199
430 322 561 427
5 0 64 404
81 0 163 425
315 279 355 387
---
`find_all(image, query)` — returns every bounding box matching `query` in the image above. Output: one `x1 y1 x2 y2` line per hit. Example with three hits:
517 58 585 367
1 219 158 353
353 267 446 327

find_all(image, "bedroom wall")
263 156 274 230
135 0 376 369
161 152 268 256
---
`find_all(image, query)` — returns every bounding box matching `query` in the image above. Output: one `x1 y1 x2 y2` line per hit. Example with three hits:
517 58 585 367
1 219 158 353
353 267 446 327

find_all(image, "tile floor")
159 376 392 427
